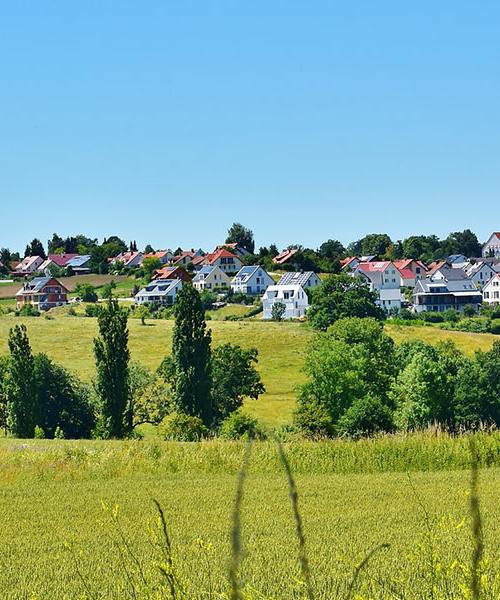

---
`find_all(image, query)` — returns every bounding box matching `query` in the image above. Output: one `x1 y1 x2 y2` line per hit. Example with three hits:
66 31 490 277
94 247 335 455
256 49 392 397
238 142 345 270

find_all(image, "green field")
0 435 498 598
0 314 497 426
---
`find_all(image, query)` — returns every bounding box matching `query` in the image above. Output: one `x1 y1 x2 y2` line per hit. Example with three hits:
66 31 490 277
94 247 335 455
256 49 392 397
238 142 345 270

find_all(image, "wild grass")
0 435 498 598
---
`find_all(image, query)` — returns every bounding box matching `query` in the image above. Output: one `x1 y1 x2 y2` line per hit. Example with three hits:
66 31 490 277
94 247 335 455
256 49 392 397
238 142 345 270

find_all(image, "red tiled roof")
273 248 298 265
357 261 391 272
48 253 78 267
397 268 414 280
205 248 239 264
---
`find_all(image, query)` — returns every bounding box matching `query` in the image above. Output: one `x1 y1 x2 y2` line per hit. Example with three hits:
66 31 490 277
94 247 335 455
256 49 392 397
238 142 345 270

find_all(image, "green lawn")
0 437 498 598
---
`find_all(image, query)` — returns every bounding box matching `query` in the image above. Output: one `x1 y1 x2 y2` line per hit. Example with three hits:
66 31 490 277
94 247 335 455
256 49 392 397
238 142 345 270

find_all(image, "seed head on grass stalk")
276 439 314 600
229 435 254 600
469 437 483 600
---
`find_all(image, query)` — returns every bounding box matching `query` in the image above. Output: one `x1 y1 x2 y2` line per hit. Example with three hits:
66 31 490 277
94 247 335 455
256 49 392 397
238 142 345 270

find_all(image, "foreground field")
0 315 497 425
0 435 498 598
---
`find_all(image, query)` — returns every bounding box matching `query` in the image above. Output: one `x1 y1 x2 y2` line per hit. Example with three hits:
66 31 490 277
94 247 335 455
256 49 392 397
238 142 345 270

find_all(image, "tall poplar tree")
171 285 212 425
7 325 38 437
93 299 132 438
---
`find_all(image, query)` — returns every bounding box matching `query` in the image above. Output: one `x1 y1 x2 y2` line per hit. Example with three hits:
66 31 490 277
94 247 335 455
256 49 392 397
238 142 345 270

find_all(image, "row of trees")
0 285 265 439
1 225 486 278
296 317 500 437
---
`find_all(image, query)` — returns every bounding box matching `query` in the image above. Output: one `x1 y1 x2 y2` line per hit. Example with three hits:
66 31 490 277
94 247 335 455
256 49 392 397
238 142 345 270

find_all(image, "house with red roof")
152 265 192 282
16 276 68 311
353 261 403 311
272 248 299 266
482 232 500 258
216 243 251 258
13 256 44 277
109 251 144 268
143 250 175 265
194 248 243 274
394 259 427 287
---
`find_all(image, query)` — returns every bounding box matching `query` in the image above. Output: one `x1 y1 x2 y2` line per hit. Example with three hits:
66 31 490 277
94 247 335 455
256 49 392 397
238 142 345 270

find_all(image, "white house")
14 255 44 275
276 271 321 290
134 278 183 306
464 261 497 290
413 269 482 313
482 232 500 258
482 274 500 306
231 266 274 295
447 254 470 269
262 284 309 319
110 251 144 268
192 266 230 291
353 261 403 311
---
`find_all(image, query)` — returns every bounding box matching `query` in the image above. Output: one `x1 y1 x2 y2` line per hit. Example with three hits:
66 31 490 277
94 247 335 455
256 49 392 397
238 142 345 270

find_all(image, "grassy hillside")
0 436 498 598
0 314 497 425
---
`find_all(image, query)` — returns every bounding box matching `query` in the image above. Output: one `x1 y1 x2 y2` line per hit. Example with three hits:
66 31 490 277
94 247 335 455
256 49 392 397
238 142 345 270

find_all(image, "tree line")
0 225 486 278
0 286 264 440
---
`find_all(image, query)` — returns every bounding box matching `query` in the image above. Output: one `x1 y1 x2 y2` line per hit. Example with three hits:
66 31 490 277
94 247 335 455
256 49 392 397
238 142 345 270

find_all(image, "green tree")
307 273 383 330
6 325 39 437
93 300 132 438
170 285 212 425
74 283 98 303
0 356 9 433
211 343 265 422
295 318 395 436
128 362 171 428
142 256 162 282
318 239 346 260
34 354 96 438
101 280 116 299
134 304 150 325
441 229 481 258
25 238 46 259
347 233 392 257
226 222 255 254
271 301 286 321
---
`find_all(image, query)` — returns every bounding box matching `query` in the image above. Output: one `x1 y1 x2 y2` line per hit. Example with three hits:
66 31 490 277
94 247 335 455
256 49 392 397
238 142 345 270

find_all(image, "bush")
336 395 394 438
199 290 217 310
34 425 45 439
67 307 77 317
271 301 286 321
74 283 98 303
442 309 459 323
463 304 477 317
219 411 263 439
159 412 209 441
16 304 40 317
421 311 444 323
85 304 103 318
488 318 500 335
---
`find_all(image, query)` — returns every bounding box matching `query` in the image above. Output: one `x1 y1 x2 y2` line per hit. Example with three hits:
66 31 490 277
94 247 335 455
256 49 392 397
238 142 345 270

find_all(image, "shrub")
442 309 459 323
17 304 40 317
271 301 286 321
463 304 477 317
336 395 394 438
74 283 98 303
34 425 45 439
219 410 263 439
199 290 217 310
67 307 77 317
421 311 444 323
85 304 103 318
488 318 500 335
159 412 209 441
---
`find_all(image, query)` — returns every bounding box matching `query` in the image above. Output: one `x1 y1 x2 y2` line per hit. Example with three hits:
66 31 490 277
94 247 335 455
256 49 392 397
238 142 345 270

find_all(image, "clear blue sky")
1 1 499 253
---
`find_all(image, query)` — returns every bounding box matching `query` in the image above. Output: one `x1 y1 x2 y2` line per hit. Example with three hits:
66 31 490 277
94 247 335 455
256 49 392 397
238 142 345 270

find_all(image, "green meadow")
0 313 498 426
0 435 499 598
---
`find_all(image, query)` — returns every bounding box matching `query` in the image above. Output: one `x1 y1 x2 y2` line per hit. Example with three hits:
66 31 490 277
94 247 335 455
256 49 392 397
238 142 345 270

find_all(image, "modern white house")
482 274 500 306
276 271 321 290
482 232 500 258
464 261 497 290
231 266 274 295
413 270 482 313
134 278 183 306
192 265 230 291
262 284 309 319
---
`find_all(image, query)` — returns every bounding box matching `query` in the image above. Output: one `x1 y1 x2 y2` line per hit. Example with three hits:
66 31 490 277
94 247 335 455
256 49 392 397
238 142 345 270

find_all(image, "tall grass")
1 430 498 482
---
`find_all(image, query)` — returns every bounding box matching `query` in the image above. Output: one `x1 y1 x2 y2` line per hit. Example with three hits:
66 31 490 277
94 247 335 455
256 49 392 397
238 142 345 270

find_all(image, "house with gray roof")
192 266 230 291
276 271 321 290
231 266 274 295
16 276 68 311
413 270 482 313
134 278 183 306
